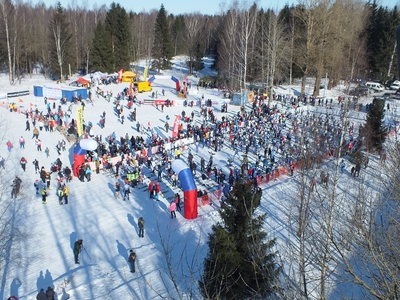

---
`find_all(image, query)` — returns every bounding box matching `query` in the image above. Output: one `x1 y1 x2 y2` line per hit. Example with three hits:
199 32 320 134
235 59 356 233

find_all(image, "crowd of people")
2 78 378 300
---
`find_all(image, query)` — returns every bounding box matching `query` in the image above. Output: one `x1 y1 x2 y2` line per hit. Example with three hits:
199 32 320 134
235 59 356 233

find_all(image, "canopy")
122 71 136 78
122 71 136 82
77 77 90 85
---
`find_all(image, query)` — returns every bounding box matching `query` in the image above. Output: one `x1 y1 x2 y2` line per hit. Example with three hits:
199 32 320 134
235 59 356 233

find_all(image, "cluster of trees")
0 0 398 94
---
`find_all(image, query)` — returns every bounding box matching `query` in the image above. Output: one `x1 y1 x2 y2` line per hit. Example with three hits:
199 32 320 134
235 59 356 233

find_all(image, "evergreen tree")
152 4 173 73
91 22 114 73
364 98 387 151
104 3 131 70
200 182 280 299
48 2 72 80
172 15 185 55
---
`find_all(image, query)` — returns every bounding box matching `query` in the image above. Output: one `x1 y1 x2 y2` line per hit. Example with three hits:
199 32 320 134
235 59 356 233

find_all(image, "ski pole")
82 246 91 260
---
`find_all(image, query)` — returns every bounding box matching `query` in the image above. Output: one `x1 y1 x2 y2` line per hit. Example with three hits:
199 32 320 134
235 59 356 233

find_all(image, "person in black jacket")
73 239 83 264
128 250 136 273
138 217 144 238
64 166 72 182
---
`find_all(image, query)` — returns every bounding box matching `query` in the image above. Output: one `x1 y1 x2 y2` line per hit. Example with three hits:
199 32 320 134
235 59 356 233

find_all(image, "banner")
154 99 174 106
172 115 181 139
43 86 62 100
143 66 149 80
76 105 83 137
7 90 29 98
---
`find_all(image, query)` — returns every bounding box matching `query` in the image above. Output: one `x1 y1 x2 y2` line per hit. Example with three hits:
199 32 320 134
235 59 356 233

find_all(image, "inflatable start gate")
172 159 197 219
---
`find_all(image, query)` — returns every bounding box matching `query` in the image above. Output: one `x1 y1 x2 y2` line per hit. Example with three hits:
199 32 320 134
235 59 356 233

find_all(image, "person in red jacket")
20 157 27 172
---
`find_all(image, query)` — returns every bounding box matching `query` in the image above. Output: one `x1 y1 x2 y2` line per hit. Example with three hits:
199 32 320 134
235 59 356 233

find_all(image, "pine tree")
152 4 173 74
48 2 72 80
364 98 387 151
91 22 114 73
104 2 131 70
200 182 280 299
172 15 186 55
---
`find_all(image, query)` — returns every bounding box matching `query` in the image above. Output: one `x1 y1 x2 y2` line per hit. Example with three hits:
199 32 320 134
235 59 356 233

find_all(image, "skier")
20 157 27 172
57 188 64 205
6 140 12 152
85 167 92 182
175 193 181 212
35 139 42 151
128 250 136 273
63 186 69 204
138 217 145 238
41 188 48 204
123 181 130 200
34 180 39 194
64 166 72 182
340 159 346 173
33 159 39 174
73 239 83 264
19 136 25 149
170 201 177 219
115 182 121 199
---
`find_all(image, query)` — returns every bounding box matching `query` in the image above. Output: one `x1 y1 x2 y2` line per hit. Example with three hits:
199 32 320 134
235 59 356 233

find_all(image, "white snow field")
0 57 396 299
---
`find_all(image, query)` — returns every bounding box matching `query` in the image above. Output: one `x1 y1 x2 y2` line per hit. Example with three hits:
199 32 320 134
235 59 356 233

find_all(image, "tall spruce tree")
104 3 130 70
48 2 72 80
364 99 387 151
200 182 280 299
152 4 173 74
91 22 114 73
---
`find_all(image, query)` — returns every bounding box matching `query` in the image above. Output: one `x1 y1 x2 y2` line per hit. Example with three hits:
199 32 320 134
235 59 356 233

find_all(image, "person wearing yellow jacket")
63 186 69 204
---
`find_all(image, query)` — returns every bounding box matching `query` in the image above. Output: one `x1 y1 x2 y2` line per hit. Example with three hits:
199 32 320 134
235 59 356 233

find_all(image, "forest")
0 0 398 98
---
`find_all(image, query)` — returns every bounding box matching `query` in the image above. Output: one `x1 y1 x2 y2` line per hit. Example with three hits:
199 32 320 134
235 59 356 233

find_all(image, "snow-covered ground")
0 57 398 299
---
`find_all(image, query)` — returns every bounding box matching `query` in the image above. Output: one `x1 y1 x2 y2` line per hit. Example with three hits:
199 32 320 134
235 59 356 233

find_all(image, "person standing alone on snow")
138 217 145 238
128 250 136 273
74 239 83 264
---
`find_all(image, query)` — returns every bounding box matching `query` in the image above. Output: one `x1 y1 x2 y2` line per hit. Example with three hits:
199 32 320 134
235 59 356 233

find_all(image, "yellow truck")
134 81 152 93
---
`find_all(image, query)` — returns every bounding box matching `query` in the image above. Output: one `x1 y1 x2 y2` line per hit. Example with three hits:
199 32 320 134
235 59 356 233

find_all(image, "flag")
18 98 23 102
172 115 181 139
143 66 149 80
76 105 83 137
118 69 123 83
